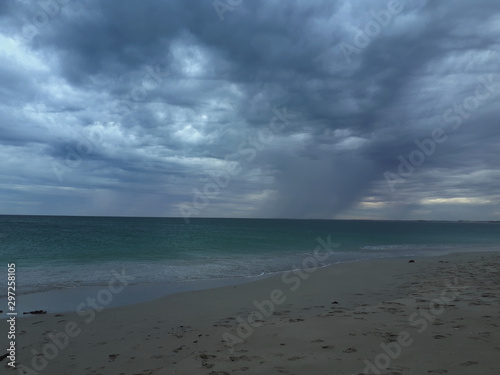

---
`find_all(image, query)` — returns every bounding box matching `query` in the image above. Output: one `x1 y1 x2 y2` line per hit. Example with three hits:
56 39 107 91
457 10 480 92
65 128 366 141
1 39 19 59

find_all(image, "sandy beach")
3 251 499 375
3 0 500 373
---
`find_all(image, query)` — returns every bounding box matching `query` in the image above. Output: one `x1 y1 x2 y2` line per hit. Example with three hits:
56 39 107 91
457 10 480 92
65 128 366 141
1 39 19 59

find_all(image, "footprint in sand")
321 345 334 349
274 310 291 316
311 339 324 343
199 353 216 360
274 367 292 374
427 369 448 373
460 361 479 367
343 347 357 353
229 355 252 361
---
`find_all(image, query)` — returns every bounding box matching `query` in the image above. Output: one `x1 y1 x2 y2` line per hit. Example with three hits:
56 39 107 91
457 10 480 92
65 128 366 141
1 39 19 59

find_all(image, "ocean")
1 216 499 311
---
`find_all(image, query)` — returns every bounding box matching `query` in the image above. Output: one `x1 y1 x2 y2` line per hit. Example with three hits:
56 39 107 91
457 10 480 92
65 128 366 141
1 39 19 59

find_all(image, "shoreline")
3 246 499 315
0 274 274 317
2 250 499 374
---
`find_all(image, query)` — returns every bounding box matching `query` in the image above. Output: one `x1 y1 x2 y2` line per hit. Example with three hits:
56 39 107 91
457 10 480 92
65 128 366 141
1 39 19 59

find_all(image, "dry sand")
2 251 499 374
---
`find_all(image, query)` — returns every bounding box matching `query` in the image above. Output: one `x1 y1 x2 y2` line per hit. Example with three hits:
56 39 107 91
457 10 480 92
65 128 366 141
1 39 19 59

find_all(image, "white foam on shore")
0 244 496 299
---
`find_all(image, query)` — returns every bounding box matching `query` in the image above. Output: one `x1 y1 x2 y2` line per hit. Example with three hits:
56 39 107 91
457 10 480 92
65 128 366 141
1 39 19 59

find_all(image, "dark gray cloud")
1 0 499 220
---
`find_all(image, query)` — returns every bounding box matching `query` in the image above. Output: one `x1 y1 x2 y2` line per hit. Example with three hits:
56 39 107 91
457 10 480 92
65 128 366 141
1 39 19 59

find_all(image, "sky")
0 0 499 221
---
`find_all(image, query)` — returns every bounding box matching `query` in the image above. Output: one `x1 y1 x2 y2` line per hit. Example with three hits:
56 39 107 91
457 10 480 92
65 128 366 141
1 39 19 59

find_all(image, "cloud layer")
1 0 499 220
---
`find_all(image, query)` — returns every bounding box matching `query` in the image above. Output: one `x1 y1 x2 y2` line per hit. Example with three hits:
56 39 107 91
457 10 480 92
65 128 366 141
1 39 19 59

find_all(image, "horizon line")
0 214 498 223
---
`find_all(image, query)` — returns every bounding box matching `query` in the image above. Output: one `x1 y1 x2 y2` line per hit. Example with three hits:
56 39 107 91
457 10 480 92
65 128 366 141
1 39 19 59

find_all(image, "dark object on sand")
332 301 339 304
0 353 8 361
408 259 415 263
23 310 47 315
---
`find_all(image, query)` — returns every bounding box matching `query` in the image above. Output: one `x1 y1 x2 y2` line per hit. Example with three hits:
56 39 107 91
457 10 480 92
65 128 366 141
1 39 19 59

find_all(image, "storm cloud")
1 0 499 220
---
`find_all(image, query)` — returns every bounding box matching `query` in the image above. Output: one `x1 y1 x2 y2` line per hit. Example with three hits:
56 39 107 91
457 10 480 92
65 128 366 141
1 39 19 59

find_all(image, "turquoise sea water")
0 215 499 298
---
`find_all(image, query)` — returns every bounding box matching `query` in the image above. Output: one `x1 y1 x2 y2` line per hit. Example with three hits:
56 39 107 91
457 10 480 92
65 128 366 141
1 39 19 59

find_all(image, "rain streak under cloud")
0 0 499 220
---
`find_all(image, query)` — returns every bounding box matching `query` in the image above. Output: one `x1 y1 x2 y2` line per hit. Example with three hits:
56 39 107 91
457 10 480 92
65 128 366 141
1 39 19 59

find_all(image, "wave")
1 243 496 297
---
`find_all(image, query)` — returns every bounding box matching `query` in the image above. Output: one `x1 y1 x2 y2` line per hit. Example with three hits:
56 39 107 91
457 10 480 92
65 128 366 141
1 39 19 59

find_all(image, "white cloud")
420 197 491 205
